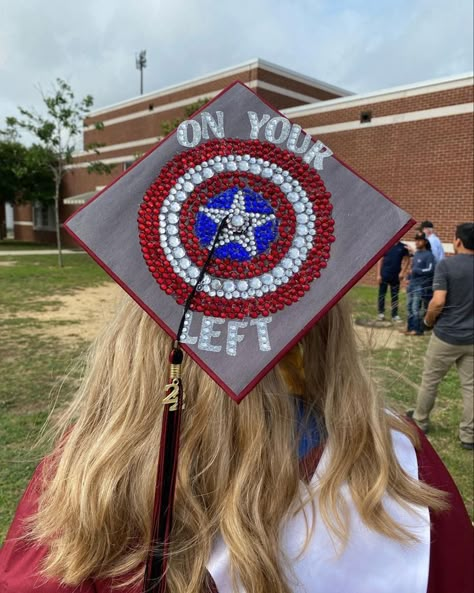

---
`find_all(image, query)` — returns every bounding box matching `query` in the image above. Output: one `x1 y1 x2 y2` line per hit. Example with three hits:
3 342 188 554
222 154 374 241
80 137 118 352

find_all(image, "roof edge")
86 58 352 118
253 58 354 97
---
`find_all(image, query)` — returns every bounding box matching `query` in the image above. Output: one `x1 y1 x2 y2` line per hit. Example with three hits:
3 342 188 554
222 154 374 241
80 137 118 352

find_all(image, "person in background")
405 231 436 336
376 241 410 322
420 220 445 263
409 223 474 449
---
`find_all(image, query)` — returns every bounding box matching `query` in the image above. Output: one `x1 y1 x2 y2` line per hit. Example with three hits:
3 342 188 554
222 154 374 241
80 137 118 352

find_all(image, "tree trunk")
54 180 63 267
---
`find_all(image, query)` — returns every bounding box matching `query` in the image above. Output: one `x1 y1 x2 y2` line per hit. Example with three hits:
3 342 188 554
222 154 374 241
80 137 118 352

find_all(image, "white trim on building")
84 91 221 130
305 102 473 135
284 73 474 117
67 155 135 169
75 136 161 158
63 191 96 205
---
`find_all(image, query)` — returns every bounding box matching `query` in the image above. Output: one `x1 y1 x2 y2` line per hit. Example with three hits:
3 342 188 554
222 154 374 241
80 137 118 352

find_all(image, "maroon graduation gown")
1 432 472 593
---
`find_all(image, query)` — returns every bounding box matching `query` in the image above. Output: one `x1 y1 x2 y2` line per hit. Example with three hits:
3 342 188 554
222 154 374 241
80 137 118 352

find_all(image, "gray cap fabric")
65 82 414 401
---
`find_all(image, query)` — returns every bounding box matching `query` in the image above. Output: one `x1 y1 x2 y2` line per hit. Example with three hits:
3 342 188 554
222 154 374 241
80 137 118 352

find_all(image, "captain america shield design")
65 81 414 400
138 138 334 319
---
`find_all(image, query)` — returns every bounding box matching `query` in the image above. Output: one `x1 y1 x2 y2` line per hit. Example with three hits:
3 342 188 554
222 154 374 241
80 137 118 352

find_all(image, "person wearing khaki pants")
414 334 473 443
411 223 474 449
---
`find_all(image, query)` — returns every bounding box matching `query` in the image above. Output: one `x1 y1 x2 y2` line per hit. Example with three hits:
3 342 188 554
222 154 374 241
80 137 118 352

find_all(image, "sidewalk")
0 249 85 256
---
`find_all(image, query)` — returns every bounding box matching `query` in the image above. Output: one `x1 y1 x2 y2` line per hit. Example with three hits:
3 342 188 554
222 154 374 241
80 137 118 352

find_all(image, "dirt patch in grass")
4 283 121 343
35 283 121 341
3 281 407 350
354 325 404 350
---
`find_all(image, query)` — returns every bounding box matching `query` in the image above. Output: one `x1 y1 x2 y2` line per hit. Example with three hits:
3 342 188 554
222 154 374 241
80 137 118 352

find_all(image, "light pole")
136 50 147 95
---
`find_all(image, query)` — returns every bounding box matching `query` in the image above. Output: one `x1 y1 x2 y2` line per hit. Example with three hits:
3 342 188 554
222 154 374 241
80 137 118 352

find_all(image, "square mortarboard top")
65 82 414 402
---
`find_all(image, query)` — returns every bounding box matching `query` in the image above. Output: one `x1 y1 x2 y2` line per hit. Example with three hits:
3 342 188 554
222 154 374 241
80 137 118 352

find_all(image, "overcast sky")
0 0 472 128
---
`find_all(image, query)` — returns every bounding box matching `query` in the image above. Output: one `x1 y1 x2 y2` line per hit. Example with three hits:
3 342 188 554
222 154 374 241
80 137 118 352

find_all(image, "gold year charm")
163 378 180 411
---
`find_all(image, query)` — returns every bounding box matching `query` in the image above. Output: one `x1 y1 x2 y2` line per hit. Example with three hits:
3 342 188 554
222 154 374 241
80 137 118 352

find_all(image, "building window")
33 202 55 230
122 160 134 171
360 110 372 124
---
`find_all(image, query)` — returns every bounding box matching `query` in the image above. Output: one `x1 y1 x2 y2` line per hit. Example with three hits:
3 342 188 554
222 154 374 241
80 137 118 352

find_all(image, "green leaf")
2 78 113 205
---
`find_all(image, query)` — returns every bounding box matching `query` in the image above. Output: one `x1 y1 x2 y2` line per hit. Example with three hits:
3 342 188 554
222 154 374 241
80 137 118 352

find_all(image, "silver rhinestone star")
199 190 276 255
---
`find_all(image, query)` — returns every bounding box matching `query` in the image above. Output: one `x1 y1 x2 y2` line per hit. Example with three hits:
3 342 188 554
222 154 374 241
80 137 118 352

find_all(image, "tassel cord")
176 215 229 344
144 216 229 592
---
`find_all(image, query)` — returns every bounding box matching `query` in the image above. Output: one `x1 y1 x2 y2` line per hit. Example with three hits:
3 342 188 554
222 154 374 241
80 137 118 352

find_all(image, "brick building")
12 58 474 252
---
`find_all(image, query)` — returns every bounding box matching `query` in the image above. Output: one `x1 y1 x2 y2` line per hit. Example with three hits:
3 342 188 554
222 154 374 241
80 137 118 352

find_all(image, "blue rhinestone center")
195 186 279 261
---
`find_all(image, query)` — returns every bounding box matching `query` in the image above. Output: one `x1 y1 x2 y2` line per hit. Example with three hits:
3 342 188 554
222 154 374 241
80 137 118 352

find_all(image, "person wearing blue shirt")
405 232 436 336
420 220 445 263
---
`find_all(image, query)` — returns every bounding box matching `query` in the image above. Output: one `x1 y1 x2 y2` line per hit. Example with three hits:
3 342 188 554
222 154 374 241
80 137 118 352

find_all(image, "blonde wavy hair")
30 296 446 592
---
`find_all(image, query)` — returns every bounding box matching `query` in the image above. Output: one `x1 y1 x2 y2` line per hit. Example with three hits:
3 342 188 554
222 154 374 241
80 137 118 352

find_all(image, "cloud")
0 0 472 130
340 0 474 90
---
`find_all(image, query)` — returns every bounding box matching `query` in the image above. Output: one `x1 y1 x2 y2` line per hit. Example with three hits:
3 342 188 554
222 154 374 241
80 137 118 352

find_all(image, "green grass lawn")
351 285 473 517
0 253 108 539
0 254 472 543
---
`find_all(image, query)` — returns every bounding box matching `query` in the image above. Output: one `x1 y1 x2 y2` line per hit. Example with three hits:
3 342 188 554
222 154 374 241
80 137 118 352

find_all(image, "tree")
7 79 114 266
22 145 57 203
0 140 54 205
160 98 209 136
0 140 28 204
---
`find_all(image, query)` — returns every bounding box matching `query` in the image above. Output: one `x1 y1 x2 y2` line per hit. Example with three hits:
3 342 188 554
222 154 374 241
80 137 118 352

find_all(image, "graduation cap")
65 82 414 592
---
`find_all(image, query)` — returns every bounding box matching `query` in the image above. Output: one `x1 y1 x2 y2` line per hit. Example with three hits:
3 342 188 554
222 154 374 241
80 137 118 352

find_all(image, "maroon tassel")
144 346 184 593
143 217 228 592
